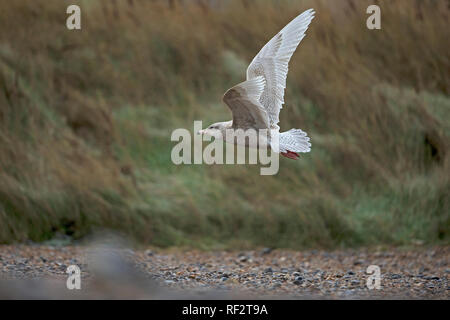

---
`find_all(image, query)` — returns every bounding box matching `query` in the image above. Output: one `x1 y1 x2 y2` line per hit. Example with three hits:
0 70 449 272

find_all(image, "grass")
0 0 448 249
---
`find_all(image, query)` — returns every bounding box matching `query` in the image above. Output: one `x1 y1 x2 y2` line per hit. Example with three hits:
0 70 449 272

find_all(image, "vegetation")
0 0 448 249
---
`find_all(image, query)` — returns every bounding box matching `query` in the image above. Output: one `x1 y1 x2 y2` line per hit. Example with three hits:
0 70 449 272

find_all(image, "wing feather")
223 76 269 130
246 9 315 129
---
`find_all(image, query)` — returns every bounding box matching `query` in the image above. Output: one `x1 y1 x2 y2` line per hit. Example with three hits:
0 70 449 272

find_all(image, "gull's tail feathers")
279 129 311 159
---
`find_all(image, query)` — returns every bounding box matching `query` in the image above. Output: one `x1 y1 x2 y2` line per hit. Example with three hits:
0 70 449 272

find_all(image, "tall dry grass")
0 0 448 248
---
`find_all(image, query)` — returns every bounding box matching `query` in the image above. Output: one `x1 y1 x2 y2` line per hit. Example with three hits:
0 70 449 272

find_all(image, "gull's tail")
279 129 311 160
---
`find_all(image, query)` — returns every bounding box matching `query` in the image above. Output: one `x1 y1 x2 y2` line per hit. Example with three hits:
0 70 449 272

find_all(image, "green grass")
0 0 448 249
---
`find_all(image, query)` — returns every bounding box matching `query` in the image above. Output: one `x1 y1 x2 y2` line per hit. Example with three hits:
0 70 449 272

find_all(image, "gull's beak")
197 129 204 135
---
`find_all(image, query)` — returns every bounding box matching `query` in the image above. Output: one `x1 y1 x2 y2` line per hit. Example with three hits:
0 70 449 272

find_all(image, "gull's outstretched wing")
246 9 315 129
223 76 269 130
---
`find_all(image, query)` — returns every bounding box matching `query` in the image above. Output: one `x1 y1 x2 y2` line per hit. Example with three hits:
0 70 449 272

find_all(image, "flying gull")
198 9 315 160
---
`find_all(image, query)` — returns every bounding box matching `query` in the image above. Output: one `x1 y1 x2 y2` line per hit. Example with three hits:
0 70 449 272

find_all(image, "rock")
264 267 273 273
344 290 355 295
145 250 154 257
293 276 304 285
238 256 248 263
261 248 273 255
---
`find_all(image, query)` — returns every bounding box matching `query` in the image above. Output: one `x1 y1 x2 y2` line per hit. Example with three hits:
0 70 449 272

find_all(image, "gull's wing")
246 9 315 129
223 76 269 130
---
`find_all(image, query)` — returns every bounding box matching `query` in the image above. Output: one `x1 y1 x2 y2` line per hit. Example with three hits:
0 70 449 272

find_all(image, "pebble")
145 250 154 257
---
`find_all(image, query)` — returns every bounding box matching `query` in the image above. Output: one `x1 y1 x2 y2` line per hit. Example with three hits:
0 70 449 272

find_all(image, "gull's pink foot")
281 151 299 160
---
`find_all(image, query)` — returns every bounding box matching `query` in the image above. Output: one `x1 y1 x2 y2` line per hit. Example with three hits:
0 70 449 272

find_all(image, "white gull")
198 9 315 160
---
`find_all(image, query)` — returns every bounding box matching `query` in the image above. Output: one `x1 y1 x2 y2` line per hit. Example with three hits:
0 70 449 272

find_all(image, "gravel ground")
0 244 448 299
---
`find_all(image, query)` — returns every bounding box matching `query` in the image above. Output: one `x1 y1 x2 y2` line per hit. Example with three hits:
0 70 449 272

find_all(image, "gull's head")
197 122 227 138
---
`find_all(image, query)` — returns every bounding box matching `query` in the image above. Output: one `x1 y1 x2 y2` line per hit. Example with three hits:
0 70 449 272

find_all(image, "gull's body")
199 9 315 159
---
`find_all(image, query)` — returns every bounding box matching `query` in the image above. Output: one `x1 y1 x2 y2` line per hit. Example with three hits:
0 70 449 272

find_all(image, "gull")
198 9 315 160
